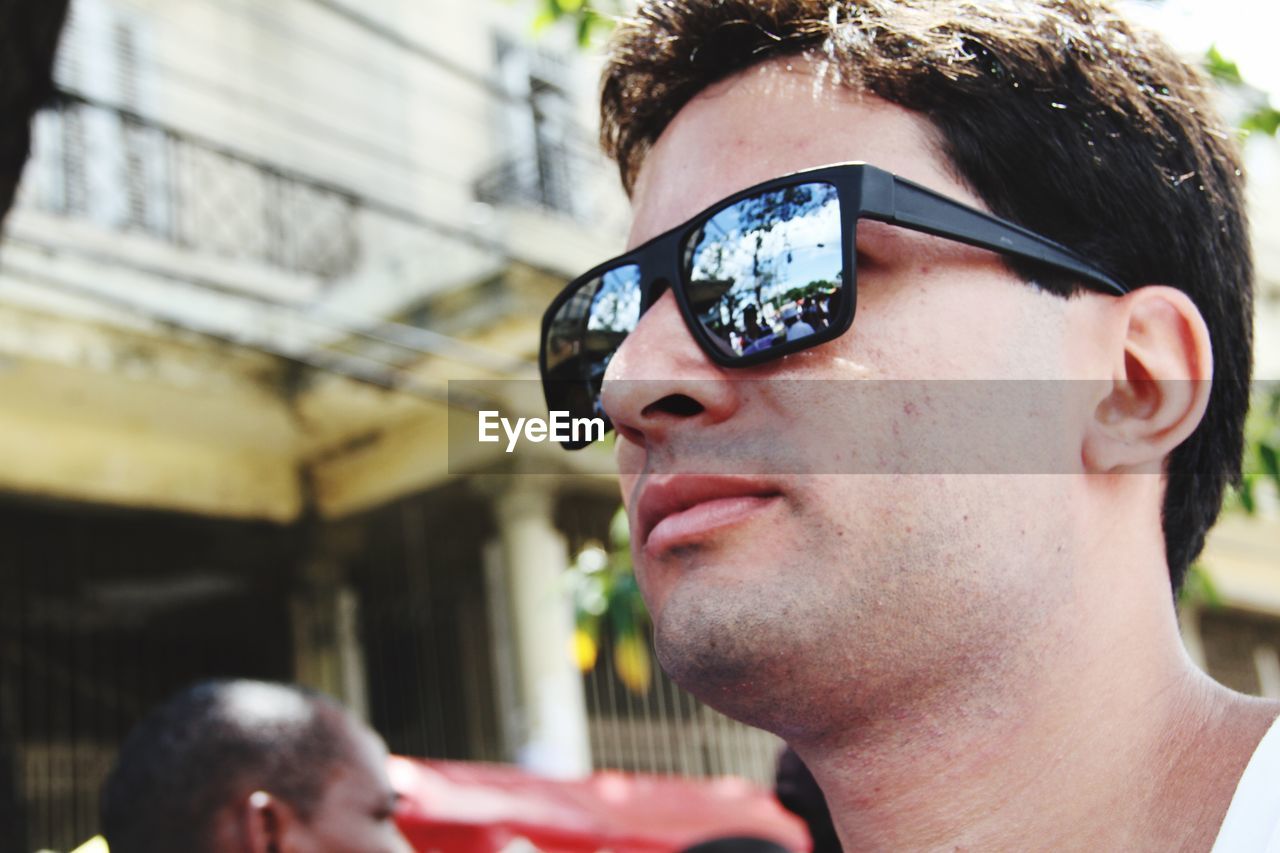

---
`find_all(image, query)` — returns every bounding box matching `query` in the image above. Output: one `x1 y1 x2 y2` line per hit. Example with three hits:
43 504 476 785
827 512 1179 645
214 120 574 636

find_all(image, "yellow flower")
572 627 598 672
614 634 652 694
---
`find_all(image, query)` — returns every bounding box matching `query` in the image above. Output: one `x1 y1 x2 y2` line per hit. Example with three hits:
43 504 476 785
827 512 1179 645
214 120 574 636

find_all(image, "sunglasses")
540 162 1127 449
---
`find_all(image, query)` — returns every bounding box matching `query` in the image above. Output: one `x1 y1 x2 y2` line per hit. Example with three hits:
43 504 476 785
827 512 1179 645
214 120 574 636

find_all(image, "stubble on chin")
648 558 846 737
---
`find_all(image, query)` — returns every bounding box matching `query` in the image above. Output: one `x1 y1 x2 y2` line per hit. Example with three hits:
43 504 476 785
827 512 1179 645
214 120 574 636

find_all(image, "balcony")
21 91 362 282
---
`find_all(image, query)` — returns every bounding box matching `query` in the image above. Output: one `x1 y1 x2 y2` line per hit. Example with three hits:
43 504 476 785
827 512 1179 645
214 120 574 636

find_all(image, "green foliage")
1244 384 1280 504
1204 44 1244 85
526 0 620 46
779 280 838 307
1204 384 1280 608
1204 46 1280 140
1189 50 1279 608
1180 562 1223 608
1242 106 1280 138
565 506 653 692
1231 386 1280 515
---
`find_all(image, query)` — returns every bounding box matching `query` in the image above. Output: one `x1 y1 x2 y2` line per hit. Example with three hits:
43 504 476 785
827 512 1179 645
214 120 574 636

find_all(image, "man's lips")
635 476 783 554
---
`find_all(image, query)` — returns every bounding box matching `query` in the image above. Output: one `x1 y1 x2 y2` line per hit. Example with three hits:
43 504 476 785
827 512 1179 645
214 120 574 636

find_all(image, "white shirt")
1212 715 1280 852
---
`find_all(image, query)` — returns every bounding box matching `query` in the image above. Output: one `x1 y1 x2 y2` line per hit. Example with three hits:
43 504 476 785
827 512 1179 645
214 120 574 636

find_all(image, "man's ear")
241 790 302 853
1082 286 1212 473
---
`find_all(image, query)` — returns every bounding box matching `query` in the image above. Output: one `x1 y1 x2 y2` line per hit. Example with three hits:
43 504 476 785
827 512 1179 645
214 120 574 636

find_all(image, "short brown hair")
599 0 1254 593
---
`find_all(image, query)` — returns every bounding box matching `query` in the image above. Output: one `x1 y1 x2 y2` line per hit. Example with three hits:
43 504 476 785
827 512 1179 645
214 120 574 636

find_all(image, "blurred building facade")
0 1 782 849
0 0 1277 850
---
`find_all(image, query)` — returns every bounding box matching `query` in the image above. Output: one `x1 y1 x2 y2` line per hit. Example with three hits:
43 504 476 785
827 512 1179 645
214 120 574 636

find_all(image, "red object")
389 756 810 853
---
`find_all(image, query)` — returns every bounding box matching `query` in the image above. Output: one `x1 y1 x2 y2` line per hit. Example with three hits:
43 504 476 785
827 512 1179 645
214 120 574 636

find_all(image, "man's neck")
793 599 1279 851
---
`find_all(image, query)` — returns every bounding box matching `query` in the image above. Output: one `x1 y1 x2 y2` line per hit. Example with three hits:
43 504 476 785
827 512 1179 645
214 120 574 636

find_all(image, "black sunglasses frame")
540 161 1127 448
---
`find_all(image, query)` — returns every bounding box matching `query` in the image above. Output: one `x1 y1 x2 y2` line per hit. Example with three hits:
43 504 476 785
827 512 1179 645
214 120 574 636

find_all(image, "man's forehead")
626 58 982 249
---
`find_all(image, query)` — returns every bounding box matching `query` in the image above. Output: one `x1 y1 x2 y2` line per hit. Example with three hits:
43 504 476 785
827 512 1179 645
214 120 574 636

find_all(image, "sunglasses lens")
543 263 643 423
683 181 844 358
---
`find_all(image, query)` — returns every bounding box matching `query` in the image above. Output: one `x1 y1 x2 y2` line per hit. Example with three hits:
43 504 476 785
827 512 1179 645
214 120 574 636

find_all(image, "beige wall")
0 0 628 520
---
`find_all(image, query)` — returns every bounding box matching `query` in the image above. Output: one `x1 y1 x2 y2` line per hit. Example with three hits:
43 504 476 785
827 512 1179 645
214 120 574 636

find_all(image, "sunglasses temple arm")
874 174 1129 296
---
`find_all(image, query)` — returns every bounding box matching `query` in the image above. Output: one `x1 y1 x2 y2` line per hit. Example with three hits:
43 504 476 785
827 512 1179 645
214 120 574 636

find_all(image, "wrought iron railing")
21 91 361 280
472 139 621 228
474 150 576 219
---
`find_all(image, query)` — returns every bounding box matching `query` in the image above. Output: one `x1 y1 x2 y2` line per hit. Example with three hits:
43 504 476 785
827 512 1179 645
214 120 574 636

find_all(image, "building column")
489 480 591 777
291 556 370 722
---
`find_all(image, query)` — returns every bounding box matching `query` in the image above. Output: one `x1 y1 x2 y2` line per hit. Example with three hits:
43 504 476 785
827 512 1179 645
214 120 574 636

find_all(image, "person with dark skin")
101 680 410 853
541 0 1280 848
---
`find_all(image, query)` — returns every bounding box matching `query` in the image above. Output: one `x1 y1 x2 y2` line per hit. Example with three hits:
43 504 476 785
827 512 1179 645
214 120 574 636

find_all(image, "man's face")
601 60 1096 739
287 722 410 853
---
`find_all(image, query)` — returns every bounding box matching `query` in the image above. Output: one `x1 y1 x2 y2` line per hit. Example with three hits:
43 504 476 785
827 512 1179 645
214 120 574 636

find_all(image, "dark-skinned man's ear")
243 790 298 853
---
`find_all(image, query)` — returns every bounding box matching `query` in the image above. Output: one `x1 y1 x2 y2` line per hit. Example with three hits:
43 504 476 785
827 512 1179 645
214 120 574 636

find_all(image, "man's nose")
600 289 741 447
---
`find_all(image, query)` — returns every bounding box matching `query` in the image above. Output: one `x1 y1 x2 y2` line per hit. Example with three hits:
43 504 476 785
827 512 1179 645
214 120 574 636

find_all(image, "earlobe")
1082 286 1212 473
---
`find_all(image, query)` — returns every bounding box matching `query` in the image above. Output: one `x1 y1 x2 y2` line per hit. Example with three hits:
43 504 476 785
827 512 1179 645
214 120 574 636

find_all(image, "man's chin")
650 584 814 733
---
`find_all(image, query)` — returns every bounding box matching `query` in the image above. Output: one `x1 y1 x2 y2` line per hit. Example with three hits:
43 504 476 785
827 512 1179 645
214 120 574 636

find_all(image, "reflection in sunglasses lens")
683 181 842 357
544 264 642 420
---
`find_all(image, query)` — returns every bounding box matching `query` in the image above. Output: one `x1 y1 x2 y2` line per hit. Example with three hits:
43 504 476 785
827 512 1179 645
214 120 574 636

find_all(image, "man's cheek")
615 443 644 523
618 472 640 510
614 436 646 483
630 546 669 617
